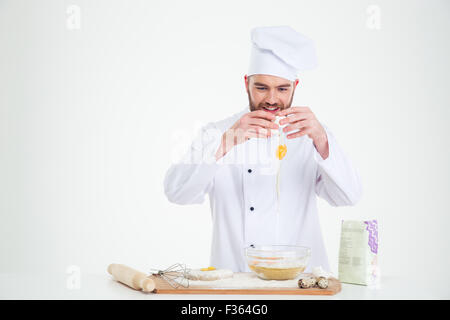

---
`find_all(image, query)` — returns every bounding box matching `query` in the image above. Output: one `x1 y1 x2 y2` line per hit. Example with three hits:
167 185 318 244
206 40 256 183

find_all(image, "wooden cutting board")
149 272 341 295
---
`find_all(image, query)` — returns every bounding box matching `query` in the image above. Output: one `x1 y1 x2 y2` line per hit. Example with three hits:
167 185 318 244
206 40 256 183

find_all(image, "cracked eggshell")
271 116 287 136
275 116 288 128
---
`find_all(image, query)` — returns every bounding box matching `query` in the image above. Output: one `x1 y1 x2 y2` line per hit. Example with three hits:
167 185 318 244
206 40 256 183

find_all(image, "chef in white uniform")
164 26 362 273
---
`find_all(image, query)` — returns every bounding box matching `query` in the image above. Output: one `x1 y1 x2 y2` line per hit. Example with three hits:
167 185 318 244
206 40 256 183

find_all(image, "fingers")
241 110 278 130
277 106 311 117
237 110 282 140
279 113 311 126
231 129 270 143
248 117 279 130
247 126 272 138
248 109 276 121
286 128 311 139
283 120 311 133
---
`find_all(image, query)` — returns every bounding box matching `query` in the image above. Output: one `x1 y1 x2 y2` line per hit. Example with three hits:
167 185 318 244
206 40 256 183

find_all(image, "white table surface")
0 272 448 300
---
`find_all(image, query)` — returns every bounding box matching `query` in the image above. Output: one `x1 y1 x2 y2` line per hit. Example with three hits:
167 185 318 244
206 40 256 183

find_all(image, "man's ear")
245 74 249 92
294 79 300 87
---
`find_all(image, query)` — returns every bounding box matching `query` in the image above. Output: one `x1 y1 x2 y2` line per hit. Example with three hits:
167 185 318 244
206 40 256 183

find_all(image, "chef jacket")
163 106 362 273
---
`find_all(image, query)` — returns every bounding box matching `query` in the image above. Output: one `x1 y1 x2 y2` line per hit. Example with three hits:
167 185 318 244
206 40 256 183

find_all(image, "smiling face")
245 74 299 113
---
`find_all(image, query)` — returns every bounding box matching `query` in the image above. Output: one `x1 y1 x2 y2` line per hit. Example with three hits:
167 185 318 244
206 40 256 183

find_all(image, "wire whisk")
149 263 190 289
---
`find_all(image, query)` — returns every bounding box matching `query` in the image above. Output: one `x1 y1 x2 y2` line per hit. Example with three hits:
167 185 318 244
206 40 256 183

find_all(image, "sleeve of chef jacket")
164 123 224 205
314 124 363 206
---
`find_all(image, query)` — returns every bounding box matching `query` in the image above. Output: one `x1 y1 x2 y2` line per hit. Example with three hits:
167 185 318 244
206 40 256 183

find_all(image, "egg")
317 277 329 289
271 116 288 137
274 116 288 128
298 277 317 288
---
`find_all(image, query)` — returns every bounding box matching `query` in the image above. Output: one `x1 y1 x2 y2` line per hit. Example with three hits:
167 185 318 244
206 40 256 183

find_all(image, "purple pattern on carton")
364 220 378 254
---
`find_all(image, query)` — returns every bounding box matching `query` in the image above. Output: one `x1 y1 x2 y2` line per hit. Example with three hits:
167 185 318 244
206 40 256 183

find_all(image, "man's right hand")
215 110 279 160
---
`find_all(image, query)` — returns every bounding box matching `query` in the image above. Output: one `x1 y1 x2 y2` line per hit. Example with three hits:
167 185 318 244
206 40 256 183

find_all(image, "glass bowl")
245 245 311 280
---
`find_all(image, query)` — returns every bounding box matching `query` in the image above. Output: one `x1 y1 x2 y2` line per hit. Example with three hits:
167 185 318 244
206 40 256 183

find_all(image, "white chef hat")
248 26 318 81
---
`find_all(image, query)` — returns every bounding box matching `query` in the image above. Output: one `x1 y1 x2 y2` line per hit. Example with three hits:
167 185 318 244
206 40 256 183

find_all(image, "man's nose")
265 90 278 105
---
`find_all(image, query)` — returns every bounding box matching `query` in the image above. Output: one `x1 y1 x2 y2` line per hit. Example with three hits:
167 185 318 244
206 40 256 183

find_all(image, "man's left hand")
277 106 329 159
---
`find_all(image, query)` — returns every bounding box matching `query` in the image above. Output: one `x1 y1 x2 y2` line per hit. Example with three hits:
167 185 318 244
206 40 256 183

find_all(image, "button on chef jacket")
164 106 363 273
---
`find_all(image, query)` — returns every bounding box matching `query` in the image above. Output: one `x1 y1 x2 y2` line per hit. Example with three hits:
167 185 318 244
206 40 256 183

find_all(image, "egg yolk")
200 266 216 271
276 144 287 160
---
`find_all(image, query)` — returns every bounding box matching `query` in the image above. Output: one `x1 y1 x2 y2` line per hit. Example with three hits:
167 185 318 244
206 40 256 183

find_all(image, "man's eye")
256 87 287 91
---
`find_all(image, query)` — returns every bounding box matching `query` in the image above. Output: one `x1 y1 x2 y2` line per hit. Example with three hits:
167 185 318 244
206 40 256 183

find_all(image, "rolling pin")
107 263 155 293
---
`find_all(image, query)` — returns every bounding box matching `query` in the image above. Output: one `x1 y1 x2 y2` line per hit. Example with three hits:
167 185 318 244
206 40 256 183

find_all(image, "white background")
1 0 449 296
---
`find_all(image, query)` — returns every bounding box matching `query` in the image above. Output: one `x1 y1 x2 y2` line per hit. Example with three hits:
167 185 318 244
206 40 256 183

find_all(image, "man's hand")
215 110 279 160
277 106 329 159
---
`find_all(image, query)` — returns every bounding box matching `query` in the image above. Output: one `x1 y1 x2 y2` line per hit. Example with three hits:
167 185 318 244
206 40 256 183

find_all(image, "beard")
247 90 295 112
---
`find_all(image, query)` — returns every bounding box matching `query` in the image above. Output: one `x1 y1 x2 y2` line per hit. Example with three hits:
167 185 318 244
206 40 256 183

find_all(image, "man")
164 26 362 273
